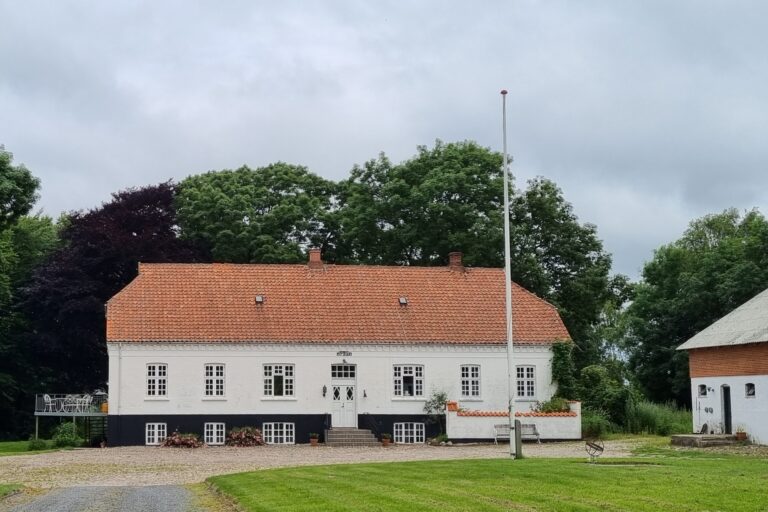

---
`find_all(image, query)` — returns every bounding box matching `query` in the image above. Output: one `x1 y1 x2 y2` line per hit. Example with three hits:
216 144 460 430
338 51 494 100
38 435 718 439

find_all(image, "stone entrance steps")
324 428 380 447
671 434 738 447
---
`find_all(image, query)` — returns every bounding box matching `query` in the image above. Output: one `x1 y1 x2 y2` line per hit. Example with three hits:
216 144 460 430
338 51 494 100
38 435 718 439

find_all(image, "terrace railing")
34 393 108 416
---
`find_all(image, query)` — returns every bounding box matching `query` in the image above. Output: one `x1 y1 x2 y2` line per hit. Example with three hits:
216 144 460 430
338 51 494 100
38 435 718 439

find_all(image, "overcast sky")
1 1 766 279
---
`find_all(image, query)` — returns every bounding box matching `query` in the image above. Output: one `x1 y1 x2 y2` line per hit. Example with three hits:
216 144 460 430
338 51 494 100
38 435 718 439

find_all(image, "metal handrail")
35 393 108 414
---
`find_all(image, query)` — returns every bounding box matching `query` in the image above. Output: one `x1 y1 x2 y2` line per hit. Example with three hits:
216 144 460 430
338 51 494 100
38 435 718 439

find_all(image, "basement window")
263 422 295 444
698 385 708 397
394 422 425 443
746 383 756 398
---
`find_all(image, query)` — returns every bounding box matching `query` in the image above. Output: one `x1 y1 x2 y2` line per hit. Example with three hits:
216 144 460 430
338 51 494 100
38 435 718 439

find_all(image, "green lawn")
208 450 767 512
0 484 20 498
0 440 55 456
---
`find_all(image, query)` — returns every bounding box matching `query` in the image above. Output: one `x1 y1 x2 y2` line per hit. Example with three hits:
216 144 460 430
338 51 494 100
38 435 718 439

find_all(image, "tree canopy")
626 208 768 404
15 183 207 400
176 163 335 263
335 140 504 266
0 147 40 232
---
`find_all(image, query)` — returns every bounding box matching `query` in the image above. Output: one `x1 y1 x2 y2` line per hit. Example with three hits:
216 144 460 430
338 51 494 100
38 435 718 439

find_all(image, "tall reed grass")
624 400 691 436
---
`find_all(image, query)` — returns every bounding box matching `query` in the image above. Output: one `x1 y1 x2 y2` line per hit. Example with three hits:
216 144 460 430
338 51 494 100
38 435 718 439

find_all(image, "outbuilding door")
721 385 732 434
330 364 357 428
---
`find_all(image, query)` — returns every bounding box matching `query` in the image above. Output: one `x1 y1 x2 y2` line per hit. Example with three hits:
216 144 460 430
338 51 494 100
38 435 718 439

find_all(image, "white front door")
331 384 357 427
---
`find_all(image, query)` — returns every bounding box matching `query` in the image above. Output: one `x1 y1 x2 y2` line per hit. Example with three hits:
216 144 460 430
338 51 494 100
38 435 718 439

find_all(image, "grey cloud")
1 0 766 278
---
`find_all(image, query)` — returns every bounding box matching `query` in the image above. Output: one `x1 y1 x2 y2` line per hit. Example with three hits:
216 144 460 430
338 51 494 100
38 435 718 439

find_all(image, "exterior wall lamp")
363 390 367 398
322 385 327 397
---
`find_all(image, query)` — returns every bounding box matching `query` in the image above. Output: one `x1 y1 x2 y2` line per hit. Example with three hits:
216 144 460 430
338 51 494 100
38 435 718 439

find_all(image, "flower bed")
226 427 264 447
162 431 203 448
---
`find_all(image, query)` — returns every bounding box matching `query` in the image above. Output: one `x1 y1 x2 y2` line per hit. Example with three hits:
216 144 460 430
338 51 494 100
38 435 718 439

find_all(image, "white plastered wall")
107 342 556 417
690 375 768 445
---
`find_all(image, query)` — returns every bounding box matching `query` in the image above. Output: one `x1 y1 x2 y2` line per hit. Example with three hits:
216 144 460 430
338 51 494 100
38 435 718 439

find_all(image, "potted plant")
735 425 747 442
309 433 320 446
381 433 391 447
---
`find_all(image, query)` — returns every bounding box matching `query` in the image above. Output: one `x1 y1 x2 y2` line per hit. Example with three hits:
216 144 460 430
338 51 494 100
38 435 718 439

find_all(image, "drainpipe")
116 342 122 415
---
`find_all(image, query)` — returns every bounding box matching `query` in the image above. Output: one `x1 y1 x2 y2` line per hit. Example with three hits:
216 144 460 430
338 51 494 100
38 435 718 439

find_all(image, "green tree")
626 208 768 405
335 140 504 266
0 216 58 438
0 146 40 231
176 163 336 263
509 178 615 368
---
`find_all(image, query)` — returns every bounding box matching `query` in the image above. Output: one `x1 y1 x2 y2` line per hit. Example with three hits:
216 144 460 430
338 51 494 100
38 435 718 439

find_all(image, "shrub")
27 437 48 451
225 427 264 447
381 433 391 440
52 422 84 447
535 397 571 413
582 408 617 439
624 400 691 436
161 431 203 448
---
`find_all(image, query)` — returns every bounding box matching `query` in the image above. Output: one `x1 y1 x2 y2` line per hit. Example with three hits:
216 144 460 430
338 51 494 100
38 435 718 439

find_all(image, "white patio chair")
78 395 92 413
43 394 54 412
63 395 77 413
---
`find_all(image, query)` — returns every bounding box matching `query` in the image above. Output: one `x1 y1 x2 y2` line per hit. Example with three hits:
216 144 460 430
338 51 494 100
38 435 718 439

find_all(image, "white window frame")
745 383 756 398
204 363 226 398
204 422 226 445
393 364 424 398
516 365 536 399
262 422 295 444
460 364 481 399
146 363 168 398
331 364 356 379
263 364 295 398
394 422 425 444
698 384 708 397
145 422 167 446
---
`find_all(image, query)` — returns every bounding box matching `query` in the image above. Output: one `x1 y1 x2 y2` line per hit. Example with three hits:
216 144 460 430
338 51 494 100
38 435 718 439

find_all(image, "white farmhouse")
105 250 573 446
678 287 768 444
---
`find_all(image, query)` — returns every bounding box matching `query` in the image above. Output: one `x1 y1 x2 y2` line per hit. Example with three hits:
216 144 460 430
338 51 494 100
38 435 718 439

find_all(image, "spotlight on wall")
322 385 327 397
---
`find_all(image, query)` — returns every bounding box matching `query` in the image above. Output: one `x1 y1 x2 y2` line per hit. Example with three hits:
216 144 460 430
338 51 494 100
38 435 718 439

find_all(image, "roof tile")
106 263 571 345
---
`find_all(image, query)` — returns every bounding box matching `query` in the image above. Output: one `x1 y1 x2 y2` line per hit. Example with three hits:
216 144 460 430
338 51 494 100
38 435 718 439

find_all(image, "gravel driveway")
3 486 203 512
0 440 636 489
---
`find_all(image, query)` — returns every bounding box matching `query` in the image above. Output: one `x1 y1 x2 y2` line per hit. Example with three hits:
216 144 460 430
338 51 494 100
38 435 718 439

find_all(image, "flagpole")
501 89 516 459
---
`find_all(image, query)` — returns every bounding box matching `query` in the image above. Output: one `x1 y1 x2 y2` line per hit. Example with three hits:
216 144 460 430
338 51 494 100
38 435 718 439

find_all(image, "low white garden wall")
445 401 581 441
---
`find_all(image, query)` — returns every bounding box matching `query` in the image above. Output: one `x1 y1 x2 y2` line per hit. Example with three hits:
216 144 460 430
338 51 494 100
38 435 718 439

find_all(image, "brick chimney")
308 248 324 269
448 251 464 271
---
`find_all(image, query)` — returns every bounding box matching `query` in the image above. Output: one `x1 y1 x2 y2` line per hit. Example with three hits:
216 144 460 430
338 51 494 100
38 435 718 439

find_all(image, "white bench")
494 423 541 444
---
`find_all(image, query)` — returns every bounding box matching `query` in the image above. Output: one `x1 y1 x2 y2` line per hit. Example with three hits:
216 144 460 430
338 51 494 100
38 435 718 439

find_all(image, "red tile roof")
106 262 571 345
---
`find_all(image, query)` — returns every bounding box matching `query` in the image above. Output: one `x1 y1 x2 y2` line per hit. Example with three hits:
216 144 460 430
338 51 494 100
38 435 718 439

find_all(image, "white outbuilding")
677 287 768 444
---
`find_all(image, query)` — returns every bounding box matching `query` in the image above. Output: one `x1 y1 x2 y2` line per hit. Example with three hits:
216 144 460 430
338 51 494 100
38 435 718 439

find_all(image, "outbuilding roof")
106 258 571 345
677 287 768 351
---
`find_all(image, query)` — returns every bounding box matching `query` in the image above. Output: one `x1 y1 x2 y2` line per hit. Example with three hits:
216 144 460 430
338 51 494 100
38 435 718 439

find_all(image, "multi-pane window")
394 422 425 443
331 364 356 379
746 383 756 398
263 364 294 397
516 366 535 398
393 365 424 397
205 364 225 397
145 423 167 445
204 422 225 445
263 422 295 444
461 365 481 398
146 364 168 397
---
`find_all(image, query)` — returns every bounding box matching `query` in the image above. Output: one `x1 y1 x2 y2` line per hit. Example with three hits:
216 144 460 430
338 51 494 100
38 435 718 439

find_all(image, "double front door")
330 364 357 427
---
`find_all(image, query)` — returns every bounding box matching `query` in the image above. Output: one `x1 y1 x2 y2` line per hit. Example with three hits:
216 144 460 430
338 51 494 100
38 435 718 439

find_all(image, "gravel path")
2 486 202 512
0 440 637 489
